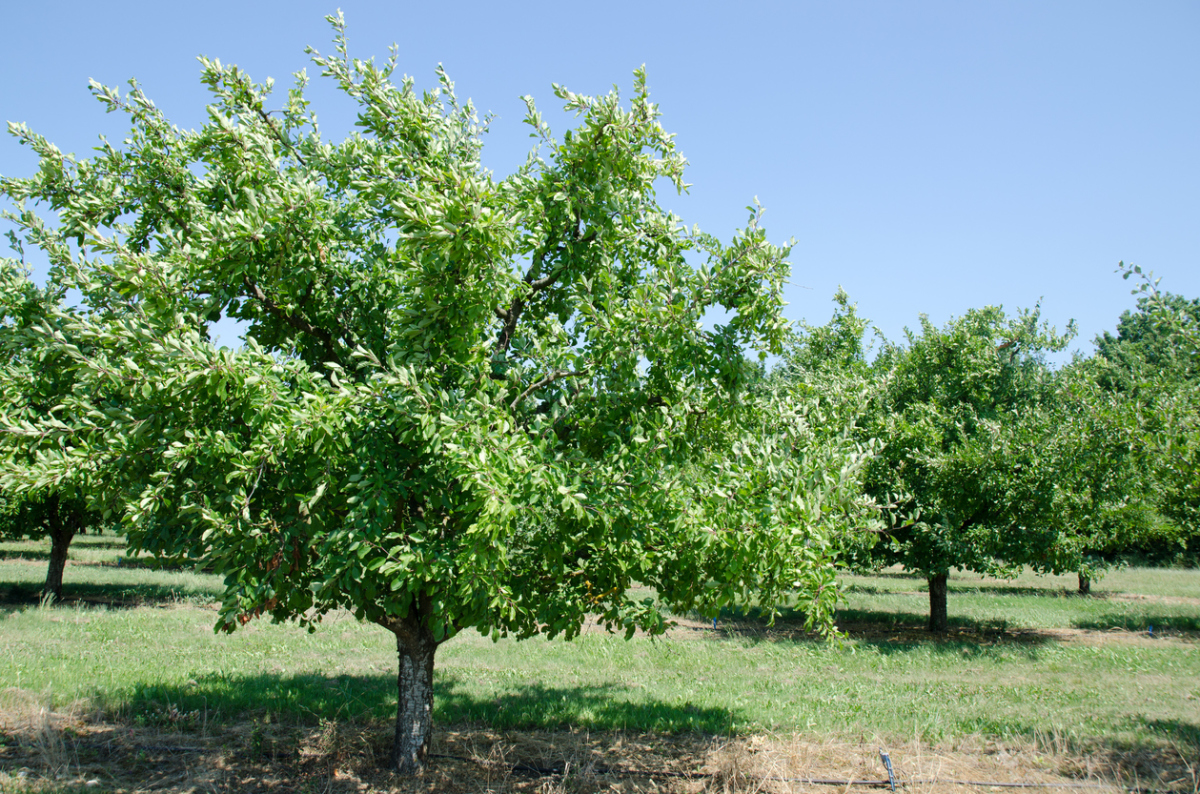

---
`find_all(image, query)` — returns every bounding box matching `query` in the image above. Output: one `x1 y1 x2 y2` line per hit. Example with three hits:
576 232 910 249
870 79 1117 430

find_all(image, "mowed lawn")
1 534 1197 757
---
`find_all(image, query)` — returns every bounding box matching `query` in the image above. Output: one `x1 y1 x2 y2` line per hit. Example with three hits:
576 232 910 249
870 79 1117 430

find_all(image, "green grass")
1 535 1197 758
0 533 223 606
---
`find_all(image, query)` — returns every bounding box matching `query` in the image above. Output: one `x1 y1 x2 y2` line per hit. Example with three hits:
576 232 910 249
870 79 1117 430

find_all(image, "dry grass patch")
2 710 1196 794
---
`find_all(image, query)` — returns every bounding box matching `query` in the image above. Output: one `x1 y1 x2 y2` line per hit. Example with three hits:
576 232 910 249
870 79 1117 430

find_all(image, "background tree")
1047 352 1170 593
0 16 853 774
1093 265 1200 562
863 306 1076 632
0 261 101 602
1095 288 1200 390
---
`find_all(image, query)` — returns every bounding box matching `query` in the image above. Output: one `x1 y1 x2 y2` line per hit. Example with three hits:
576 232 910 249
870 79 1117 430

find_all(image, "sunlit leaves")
0 19 843 648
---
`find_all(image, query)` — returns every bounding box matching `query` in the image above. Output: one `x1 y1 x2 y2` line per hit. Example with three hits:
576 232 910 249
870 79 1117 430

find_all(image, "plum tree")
0 15 856 773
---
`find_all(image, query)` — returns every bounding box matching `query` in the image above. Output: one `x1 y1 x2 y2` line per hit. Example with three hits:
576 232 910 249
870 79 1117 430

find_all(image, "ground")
0 535 1196 793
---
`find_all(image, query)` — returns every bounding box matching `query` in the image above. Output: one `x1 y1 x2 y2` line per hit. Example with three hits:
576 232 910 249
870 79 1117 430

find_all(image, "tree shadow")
70 537 129 550
853 571 926 581
1072 613 1200 634
89 671 397 727
840 583 923 595
945 585 1078 597
1139 718 1200 755
707 594 1200 651
0 537 128 559
0 549 54 561
1078 718 1200 789
436 675 737 733
845 582 1093 598
0 580 219 609
693 605 1057 654
81 670 739 736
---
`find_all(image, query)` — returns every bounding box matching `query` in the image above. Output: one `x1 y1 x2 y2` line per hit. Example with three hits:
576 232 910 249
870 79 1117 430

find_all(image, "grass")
0 533 222 607
834 567 1200 632
1 534 1198 792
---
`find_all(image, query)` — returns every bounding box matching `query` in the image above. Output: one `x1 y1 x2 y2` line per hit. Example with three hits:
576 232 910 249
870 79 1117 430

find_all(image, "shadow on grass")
1140 718 1200 755
852 571 926 581
70 537 129 550
695 605 1057 654
840 584 924 596
86 671 739 735
845 582 1092 599
944 585 1082 598
1073 613 1200 633
437 676 737 733
708 597 1200 645
1081 717 1200 788
0 549 54 562
0 580 220 609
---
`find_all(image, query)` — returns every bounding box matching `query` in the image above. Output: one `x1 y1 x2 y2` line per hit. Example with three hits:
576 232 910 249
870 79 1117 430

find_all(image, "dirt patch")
1 701 1194 794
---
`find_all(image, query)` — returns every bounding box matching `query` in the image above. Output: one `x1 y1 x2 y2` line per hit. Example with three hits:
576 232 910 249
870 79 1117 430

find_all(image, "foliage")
1093 264 1200 561
769 289 883 570
0 15 855 770
0 261 101 599
1098 272 1200 388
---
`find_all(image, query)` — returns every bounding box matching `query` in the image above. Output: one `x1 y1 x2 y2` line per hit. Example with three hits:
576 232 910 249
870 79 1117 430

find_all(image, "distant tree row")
773 274 1199 631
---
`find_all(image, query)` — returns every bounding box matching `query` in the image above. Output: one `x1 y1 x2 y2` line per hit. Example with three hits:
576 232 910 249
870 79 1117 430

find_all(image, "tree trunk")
928 572 948 633
43 497 77 604
384 613 439 775
1077 572 1091 596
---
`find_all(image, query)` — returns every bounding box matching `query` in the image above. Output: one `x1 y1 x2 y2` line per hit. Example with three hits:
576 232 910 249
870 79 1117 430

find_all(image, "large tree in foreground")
864 307 1077 632
0 17 853 773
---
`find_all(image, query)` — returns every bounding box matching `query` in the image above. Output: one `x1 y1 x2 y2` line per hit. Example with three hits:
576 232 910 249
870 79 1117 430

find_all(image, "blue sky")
2 1 1196 358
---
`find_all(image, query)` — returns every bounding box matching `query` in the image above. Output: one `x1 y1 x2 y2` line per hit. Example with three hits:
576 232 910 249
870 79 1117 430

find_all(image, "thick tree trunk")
43 497 77 604
383 613 439 775
928 572 949 633
1077 572 1091 596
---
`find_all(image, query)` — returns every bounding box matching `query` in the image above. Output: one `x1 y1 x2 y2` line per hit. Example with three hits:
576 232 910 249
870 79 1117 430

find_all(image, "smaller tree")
0 261 101 602
864 306 1076 632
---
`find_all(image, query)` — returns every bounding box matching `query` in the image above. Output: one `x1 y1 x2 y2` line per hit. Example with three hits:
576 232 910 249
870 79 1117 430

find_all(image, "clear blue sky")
2 1 1196 358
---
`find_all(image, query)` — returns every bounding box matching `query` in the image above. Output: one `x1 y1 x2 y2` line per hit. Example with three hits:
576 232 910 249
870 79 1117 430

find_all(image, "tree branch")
493 222 598 354
255 107 307 167
242 276 343 365
511 369 587 411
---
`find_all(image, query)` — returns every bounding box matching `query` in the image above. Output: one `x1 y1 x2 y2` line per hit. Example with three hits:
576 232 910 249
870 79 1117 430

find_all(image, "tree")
864 306 1076 632
1095 285 1200 391
1094 264 1200 560
0 262 101 602
0 16 851 773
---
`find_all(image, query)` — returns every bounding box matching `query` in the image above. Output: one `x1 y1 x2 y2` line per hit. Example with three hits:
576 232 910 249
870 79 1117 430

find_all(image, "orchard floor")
0 535 1197 793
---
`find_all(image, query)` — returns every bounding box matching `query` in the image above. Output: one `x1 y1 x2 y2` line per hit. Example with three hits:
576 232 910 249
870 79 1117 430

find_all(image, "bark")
1077 572 1091 596
43 496 78 604
382 611 439 775
927 572 949 633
